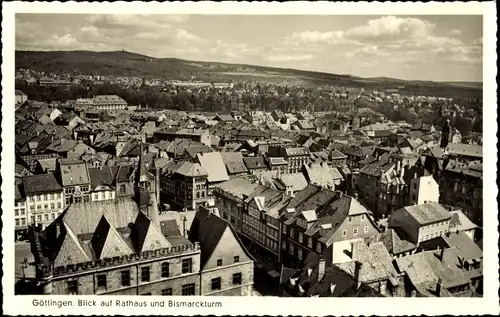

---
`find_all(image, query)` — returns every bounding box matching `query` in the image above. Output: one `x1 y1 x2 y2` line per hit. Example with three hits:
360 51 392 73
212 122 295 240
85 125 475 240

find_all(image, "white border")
2 1 498 316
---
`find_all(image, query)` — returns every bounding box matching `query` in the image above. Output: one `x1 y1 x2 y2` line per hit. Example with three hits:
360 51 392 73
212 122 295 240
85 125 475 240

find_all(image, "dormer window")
348 216 352 222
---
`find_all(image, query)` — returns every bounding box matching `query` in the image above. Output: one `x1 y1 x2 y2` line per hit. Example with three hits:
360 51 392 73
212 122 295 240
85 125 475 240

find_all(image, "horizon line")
15 48 484 85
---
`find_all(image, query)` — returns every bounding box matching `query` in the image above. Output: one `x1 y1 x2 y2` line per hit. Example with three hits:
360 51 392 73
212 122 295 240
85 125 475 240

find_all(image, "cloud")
266 54 314 62
345 16 435 41
449 28 462 36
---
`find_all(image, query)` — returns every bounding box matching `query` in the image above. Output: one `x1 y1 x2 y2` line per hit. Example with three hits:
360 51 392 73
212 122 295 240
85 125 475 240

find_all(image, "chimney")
439 247 445 262
354 261 363 290
318 257 326 282
55 223 61 238
307 267 313 277
436 278 442 297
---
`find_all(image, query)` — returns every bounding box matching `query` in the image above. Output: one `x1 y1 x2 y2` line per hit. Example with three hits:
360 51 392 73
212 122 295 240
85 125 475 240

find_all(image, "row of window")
29 202 62 212
14 209 26 217
93 192 114 200
210 273 242 291
17 213 61 226
64 186 90 195
29 193 61 202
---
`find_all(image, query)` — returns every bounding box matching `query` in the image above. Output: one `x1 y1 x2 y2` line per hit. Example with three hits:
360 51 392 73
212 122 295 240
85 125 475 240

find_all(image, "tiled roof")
22 173 62 195
160 219 182 237
175 162 208 177
88 166 117 190
60 159 90 186
278 173 308 192
447 144 482 158
91 215 133 259
403 202 452 225
443 232 482 261
395 248 471 294
449 210 478 232
243 157 267 170
304 163 336 189
215 177 259 199
129 211 172 253
196 152 230 183
221 152 249 175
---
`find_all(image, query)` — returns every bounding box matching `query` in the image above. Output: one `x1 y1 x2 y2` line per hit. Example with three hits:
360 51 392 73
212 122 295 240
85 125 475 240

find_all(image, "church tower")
134 142 152 217
440 119 451 149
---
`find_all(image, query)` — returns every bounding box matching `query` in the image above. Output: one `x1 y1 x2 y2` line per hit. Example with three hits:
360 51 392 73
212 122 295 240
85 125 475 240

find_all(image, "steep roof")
129 211 172 253
278 173 308 193
91 215 133 259
23 173 62 195
446 144 482 158
160 219 182 237
221 152 249 175
196 152 230 183
175 162 208 178
189 209 253 269
243 156 267 170
88 166 117 190
60 159 90 186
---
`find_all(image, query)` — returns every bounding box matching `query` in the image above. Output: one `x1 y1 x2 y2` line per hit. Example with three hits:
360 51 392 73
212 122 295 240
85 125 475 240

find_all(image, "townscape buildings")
15 70 483 298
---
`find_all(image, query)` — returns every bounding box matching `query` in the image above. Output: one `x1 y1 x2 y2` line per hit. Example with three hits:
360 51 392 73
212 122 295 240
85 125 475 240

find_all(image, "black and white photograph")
2 1 498 316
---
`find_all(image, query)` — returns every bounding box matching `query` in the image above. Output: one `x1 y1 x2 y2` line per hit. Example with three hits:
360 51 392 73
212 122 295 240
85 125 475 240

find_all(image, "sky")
15 14 483 82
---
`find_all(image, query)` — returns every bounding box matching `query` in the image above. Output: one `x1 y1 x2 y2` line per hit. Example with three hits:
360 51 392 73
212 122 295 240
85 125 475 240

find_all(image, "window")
15 210 19 216
37 215 42 221
44 194 48 201
161 262 170 278
232 273 242 285
217 259 223 267
348 216 352 222
21 219 26 225
67 280 78 295
50 194 54 200
97 274 107 289
51 203 55 209
37 205 41 210
298 248 303 260
182 258 192 274
21 209 25 215
182 283 196 295
44 204 48 210
307 237 313 249
298 232 303 243
234 256 239 263
94 194 99 200
290 227 294 237
44 214 49 221
364 226 369 233
52 213 56 220
120 185 126 194
290 243 295 255
57 202 61 208
211 277 221 291
15 219 20 226
342 230 348 237
316 243 321 253
361 214 365 220
30 206 34 212
161 288 173 296
353 226 359 236
141 266 150 282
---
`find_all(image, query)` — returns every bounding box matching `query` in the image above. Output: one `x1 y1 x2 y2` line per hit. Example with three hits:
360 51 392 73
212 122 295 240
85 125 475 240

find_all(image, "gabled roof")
160 219 182 237
221 152 249 175
91 215 133 259
243 156 267 170
215 177 259 200
52 221 92 267
129 211 172 253
175 162 208 178
189 208 254 269
60 159 90 186
196 152 230 183
22 173 62 195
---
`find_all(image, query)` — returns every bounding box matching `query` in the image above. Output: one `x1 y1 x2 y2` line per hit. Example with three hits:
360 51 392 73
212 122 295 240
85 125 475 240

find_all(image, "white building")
22 173 65 230
408 173 440 206
92 95 128 111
